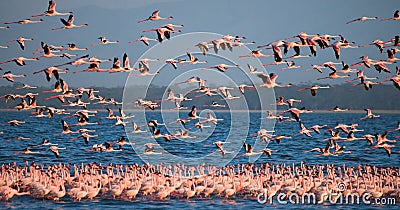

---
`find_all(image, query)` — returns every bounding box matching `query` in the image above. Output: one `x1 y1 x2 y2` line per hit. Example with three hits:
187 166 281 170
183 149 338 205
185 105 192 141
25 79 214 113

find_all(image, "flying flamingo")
60 120 77 134
8 37 33 50
247 64 263 74
32 0 73 17
297 85 331 96
156 27 181 42
38 42 75 59
193 42 210 55
238 50 273 58
0 56 39 66
138 10 173 23
307 64 326 73
184 52 207 65
346 16 378 24
165 58 185 69
352 77 381 90
317 69 350 80
257 73 292 88
281 60 302 70
328 39 358 60
33 66 67 81
132 62 159 76
16 83 38 90
174 76 203 85
2 71 26 82
128 35 158 46
52 14 88 30
4 18 43 25
386 48 399 62
284 107 312 122
362 39 392 53
223 90 240 100
282 41 312 58
360 109 380 120
380 10 399 21
65 43 88 51
203 63 239 72
92 37 119 46
391 77 400 90
336 61 358 74
143 24 183 42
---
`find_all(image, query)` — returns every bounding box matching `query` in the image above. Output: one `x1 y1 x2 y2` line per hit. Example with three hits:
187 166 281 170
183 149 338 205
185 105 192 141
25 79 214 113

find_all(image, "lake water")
0 110 399 209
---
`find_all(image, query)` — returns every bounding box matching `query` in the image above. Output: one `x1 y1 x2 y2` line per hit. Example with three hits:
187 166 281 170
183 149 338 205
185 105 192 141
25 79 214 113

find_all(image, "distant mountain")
0 82 399 110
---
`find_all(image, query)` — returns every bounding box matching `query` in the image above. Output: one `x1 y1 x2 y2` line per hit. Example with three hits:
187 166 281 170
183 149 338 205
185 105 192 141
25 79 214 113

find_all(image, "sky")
0 0 399 88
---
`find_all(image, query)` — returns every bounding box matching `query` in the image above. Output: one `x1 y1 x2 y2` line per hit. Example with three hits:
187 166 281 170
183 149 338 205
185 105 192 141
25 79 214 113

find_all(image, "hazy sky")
0 0 398 88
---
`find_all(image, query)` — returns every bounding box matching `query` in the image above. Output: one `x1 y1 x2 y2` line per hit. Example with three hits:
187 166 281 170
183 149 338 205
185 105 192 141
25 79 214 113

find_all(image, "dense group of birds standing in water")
0 0 399 203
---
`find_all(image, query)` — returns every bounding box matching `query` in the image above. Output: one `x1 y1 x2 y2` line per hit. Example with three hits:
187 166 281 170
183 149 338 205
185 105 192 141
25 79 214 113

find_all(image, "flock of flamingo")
0 161 399 203
0 0 399 203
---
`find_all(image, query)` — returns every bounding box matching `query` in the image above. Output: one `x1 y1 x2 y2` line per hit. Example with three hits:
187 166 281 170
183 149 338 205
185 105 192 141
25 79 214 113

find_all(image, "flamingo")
156 27 181 43
247 63 263 74
16 83 38 90
307 64 326 73
391 77 400 90
281 60 302 70
362 39 392 53
241 142 263 156
224 89 240 100
373 61 391 73
328 39 358 60
210 38 233 54
386 48 399 62
346 16 378 24
238 50 273 58
332 106 349 112
257 73 292 88
202 113 223 125
38 42 75 59
7 120 26 126
92 37 119 46
138 10 173 23
32 0 73 17
8 36 33 50
310 124 328 134
2 71 26 82
380 10 399 21
128 35 158 46
194 42 210 55
297 85 331 96
237 84 251 94
0 56 39 66
65 43 88 51
282 41 312 58
52 14 88 30
60 120 77 134
263 148 280 158
360 109 380 120
4 18 43 25
165 58 185 69
133 62 159 76
317 69 350 80
184 52 207 65
336 61 358 74
352 77 381 90
374 131 397 145
33 66 67 81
